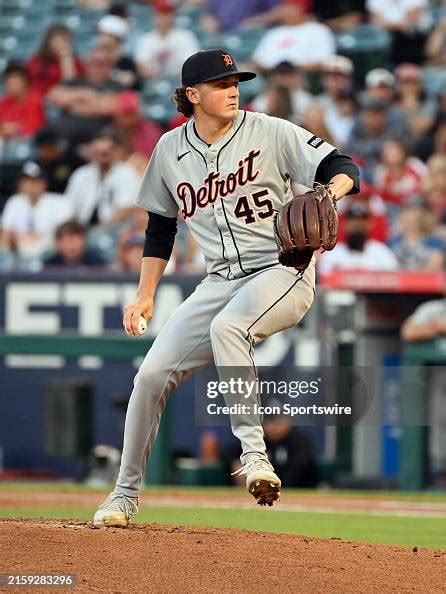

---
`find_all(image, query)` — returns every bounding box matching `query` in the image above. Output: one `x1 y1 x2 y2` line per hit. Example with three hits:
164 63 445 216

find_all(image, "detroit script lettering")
177 149 261 219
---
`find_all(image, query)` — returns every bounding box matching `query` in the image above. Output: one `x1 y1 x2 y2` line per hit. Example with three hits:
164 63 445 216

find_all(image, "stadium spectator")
415 108 446 163
425 16 446 66
301 104 336 148
366 0 432 65
345 96 410 174
317 55 356 146
337 181 389 243
0 61 45 140
389 201 445 270
251 4 335 72
318 201 398 273
313 0 366 31
432 114 446 158
114 231 145 273
423 154 446 222
34 125 84 194
64 130 141 227
112 90 163 173
96 14 141 90
401 298 446 342
254 83 293 120
374 139 427 212
363 67 396 102
401 301 446 478
363 68 411 133
201 0 280 33
44 220 107 268
134 0 200 80
394 63 438 139
0 162 71 262
250 61 313 123
26 24 84 97
46 47 123 149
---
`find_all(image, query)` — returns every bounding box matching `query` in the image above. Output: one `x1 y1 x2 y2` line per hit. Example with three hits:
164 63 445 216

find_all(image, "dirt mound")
0 519 445 593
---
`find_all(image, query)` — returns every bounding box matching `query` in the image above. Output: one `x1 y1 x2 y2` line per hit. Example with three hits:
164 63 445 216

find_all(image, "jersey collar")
188 110 245 151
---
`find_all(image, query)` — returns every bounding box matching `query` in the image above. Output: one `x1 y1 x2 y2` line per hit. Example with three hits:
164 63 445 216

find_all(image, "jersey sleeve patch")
307 136 325 149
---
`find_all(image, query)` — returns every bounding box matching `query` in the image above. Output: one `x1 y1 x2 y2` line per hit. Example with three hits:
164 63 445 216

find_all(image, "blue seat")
336 24 392 82
221 29 265 63
0 15 26 34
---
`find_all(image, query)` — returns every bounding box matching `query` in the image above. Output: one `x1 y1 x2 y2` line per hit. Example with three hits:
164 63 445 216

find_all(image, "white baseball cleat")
232 457 281 506
93 491 138 528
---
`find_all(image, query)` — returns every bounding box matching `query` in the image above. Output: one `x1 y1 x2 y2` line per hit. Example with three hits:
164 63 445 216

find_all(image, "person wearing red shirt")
26 24 84 96
113 90 163 175
374 138 427 209
338 182 389 243
0 61 45 138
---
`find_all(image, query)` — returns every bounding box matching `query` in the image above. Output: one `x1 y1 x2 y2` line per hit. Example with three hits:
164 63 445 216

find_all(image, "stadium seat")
221 28 265 63
336 25 392 83
0 0 32 13
0 15 26 35
54 0 77 8
143 100 177 126
0 248 15 272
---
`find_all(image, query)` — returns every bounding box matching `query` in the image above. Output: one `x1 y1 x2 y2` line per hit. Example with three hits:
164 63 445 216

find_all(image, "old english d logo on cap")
222 54 233 67
181 48 256 87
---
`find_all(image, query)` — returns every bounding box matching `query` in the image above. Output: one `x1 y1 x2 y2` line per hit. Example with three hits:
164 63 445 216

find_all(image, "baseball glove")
273 183 338 270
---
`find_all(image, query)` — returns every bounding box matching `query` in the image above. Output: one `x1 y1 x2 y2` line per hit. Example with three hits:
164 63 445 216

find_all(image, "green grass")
1 482 446 502
1 505 446 550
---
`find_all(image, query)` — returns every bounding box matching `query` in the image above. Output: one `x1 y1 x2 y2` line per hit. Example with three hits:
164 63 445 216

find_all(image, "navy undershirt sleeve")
315 150 360 194
143 211 178 260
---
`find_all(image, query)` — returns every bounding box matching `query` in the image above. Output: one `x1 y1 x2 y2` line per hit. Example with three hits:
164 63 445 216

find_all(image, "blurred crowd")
1 0 446 275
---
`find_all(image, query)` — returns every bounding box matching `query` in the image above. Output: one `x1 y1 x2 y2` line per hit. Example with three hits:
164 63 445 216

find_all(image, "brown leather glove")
273 184 338 270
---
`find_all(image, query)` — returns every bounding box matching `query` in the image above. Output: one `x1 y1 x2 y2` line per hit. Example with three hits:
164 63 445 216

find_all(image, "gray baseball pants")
116 261 315 496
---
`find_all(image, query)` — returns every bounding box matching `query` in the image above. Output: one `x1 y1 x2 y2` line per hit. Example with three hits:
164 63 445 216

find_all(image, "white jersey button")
224 238 231 245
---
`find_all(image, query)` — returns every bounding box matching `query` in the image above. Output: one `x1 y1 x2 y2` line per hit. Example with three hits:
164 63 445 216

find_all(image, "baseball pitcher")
94 49 359 527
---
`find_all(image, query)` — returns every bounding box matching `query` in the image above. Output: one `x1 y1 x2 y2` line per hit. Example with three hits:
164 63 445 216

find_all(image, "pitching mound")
1 519 445 593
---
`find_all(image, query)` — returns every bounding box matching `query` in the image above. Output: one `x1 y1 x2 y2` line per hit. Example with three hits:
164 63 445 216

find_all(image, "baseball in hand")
136 315 147 336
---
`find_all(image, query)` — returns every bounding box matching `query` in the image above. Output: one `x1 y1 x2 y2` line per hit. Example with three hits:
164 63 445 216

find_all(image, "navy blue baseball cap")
181 49 256 87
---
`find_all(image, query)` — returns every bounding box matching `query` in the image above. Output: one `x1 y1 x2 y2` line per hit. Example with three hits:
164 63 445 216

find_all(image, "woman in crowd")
26 24 85 96
374 138 427 224
394 63 438 140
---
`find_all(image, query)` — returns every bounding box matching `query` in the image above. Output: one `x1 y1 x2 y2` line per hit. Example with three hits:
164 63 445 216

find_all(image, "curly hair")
172 87 194 118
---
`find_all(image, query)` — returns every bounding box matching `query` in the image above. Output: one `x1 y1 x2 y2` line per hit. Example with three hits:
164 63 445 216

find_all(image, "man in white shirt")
316 55 356 146
318 201 399 274
134 0 200 80
0 162 72 261
251 4 335 72
366 0 432 64
64 130 141 227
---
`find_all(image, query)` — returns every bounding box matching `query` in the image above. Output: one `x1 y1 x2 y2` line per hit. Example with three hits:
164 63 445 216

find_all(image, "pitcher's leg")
113 275 238 493
116 336 212 497
210 263 315 464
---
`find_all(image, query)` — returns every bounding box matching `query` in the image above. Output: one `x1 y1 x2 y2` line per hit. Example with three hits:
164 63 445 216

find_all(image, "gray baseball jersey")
135 110 336 278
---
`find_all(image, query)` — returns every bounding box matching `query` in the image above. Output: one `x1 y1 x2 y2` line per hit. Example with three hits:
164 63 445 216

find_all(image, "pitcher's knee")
210 314 244 344
134 359 179 395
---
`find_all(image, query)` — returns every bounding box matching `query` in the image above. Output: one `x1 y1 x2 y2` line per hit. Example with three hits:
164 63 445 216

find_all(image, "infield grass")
1 488 446 549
